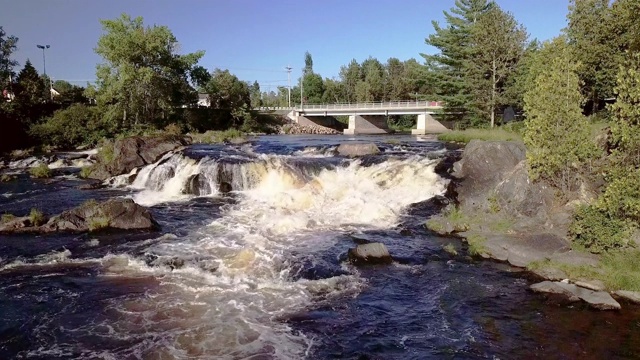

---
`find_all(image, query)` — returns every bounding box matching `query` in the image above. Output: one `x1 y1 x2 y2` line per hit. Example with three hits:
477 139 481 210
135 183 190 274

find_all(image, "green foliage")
468 5 528 127
190 129 245 144
436 128 522 143
523 37 599 189
89 216 110 232
29 163 52 178
488 195 500 213
97 139 115 164
1 213 16 223
0 26 18 86
29 208 45 226
93 13 204 130
466 233 488 257
0 174 16 182
569 205 635 253
443 243 458 256
30 104 107 148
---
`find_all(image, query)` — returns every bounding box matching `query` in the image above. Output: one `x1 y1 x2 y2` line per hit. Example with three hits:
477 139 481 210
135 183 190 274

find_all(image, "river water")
1 134 639 359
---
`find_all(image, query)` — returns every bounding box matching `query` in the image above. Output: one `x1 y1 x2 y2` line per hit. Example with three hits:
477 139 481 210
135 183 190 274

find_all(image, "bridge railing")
294 100 443 111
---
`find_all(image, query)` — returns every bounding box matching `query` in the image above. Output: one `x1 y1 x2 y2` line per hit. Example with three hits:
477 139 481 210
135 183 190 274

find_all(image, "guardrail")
294 100 444 111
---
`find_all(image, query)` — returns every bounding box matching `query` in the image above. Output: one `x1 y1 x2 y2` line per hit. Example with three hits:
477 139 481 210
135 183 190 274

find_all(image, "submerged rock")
348 242 392 265
337 143 380 157
613 290 640 304
530 281 620 310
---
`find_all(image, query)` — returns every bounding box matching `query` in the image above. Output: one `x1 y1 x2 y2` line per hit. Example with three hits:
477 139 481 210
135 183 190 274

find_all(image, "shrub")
79 166 93 179
443 243 458 256
1 213 16 223
29 208 46 226
190 129 245 144
29 163 52 178
437 128 522 143
88 216 110 232
29 104 105 149
569 205 635 253
1 174 16 182
467 234 487 257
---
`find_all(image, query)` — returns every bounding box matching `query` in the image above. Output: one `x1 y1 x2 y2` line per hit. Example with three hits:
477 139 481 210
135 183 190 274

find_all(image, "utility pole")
300 67 305 110
285 65 292 108
36 44 52 100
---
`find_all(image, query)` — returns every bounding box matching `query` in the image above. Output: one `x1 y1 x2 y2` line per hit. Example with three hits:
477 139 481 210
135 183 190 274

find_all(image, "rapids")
1 135 640 359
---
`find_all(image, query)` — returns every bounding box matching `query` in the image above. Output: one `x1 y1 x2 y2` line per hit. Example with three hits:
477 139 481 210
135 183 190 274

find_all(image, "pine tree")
15 59 46 108
469 5 527 127
420 0 493 123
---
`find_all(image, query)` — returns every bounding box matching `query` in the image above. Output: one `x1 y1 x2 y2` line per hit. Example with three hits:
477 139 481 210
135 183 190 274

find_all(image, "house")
197 93 210 107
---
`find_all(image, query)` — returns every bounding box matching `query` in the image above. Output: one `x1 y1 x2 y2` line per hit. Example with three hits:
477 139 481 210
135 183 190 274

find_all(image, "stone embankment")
428 140 639 310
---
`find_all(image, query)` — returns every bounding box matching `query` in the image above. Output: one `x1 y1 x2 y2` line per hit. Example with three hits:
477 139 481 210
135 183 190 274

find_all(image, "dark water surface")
1 134 639 359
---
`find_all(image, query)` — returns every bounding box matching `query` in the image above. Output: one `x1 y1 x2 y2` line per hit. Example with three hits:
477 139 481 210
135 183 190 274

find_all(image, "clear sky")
2 0 569 93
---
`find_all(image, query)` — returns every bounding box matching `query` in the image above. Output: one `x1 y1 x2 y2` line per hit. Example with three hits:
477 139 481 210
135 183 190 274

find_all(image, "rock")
347 242 392 265
0 216 32 232
90 135 189 180
280 123 341 135
227 137 248 144
573 279 606 292
0 198 160 234
530 281 621 310
219 182 232 193
337 143 380 157
530 266 568 282
77 181 104 190
613 290 640 304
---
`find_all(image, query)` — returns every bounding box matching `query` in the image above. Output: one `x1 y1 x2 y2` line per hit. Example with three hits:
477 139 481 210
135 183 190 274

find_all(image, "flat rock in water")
348 242 392 265
337 143 380 157
530 281 620 310
613 290 640 304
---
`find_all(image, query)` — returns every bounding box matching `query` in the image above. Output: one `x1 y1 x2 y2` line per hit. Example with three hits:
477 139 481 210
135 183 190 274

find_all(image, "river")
1 134 639 359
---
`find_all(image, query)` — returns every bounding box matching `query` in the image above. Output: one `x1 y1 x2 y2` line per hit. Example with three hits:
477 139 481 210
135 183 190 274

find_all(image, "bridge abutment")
411 114 450 135
344 115 391 135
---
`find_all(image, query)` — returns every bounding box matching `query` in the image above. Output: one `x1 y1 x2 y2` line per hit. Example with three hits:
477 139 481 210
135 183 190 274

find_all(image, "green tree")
567 0 618 114
504 39 540 111
30 104 108 148
300 52 325 104
421 0 493 122
249 80 262 108
468 5 527 127
14 60 47 111
339 59 361 103
0 26 18 92
610 0 640 53
523 37 598 190
93 13 204 129
204 69 251 127
52 80 87 105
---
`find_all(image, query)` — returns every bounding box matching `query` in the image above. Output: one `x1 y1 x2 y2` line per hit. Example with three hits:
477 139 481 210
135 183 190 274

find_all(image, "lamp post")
300 68 305 110
36 44 52 100
285 65 292 108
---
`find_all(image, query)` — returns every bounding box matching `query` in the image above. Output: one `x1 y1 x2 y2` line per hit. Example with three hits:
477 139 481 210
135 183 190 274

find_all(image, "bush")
79 166 93 179
89 216 110 232
29 208 46 226
1 213 16 223
569 205 635 253
29 163 52 178
190 129 245 144
29 104 106 149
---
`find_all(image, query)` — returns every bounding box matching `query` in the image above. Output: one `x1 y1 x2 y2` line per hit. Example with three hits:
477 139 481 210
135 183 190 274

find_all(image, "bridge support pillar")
344 115 391 135
411 114 450 135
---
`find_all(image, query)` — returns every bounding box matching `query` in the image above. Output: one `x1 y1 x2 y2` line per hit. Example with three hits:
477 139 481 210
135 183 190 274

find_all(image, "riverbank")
426 139 640 309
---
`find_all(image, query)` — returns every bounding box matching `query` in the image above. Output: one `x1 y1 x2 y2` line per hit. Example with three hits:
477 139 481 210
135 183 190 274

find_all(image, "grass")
1 174 16 182
527 249 640 292
437 128 522 143
79 166 93 179
29 208 46 226
467 233 488 257
443 243 458 256
1 213 16 224
190 129 245 144
88 216 110 232
29 163 52 178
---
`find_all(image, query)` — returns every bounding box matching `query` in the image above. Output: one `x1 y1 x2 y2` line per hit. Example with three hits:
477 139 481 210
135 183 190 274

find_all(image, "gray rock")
530 266 568 281
348 242 392 265
0 216 32 232
0 198 160 234
337 143 380 157
573 279 606 292
90 135 189 180
613 290 640 304
530 281 621 310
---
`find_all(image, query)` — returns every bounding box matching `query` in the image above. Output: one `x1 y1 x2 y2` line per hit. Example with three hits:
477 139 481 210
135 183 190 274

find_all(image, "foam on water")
29 150 448 358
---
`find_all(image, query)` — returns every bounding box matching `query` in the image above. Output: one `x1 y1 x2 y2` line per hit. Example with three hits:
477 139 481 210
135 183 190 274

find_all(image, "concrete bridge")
282 101 449 135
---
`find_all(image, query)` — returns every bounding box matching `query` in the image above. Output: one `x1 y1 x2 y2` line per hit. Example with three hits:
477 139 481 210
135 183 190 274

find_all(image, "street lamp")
36 44 52 100
285 65 292 108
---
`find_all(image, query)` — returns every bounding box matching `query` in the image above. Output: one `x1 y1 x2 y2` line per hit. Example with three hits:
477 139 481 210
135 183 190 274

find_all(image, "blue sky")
2 0 569 93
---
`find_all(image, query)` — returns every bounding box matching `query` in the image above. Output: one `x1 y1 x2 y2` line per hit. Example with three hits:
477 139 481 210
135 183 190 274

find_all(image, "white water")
21 152 448 359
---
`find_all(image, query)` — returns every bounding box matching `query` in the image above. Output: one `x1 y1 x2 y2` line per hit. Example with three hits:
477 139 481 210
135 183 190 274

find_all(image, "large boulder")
337 143 380 157
452 140 553 219
348 242 392 265
1 198 159 234
90 135 189 180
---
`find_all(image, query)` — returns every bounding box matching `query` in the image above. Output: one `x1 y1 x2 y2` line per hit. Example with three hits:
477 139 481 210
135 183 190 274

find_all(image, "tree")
14 60 47 110
523 37 597 190
468 5 527 127
52 80 87 105
300 52 325 104
204 69 251 127
249 80 262 108
610 0 640 53
93 13 204 129
0 26 18 92
339 59 361 103
567 0 618 114
421 0 494 122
